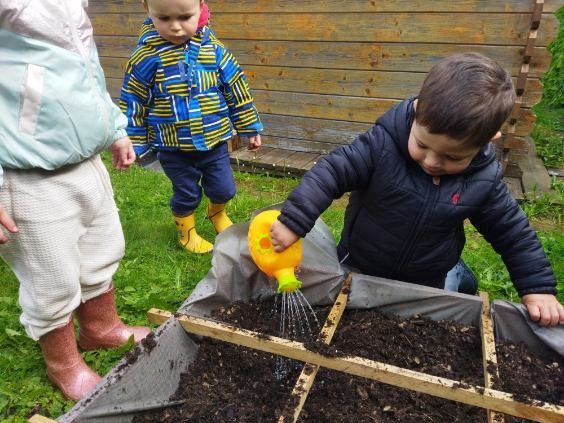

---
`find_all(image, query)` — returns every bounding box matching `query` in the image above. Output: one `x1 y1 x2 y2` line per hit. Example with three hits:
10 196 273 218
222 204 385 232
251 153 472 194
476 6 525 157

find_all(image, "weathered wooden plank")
105 78 537 137
280 274 353 423
90 13 558 46
275 151 325 173
246 67 544 107
230 147 320 175
147 309 564 423
259 135 342 155
213 13 558 46
87 0 562 14
95 37 552 78
253 90 397 124
242 146 295 170
99 58 544 107
230 145 276 162
27 416 57 423
231 146 529 180
252 91 538 136
260 114 370 145
480 292 506 423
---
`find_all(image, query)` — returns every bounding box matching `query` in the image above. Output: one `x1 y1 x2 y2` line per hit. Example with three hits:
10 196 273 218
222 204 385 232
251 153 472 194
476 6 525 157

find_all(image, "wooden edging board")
147 309 564 423
480 291 505 423
27 415 56 423
278 274 353 423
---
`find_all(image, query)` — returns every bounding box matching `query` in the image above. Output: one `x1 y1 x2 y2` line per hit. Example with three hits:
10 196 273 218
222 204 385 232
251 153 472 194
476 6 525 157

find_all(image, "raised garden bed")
134 293 563 422
56 222 564 423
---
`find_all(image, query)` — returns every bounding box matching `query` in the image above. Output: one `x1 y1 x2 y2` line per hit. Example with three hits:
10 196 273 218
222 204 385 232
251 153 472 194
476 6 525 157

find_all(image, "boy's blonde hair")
415 53 516 147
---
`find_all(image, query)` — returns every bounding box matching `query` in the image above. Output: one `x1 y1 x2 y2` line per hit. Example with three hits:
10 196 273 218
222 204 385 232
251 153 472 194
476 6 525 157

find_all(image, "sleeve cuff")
112 128 128 142
278 213 309 239
518 286 558 297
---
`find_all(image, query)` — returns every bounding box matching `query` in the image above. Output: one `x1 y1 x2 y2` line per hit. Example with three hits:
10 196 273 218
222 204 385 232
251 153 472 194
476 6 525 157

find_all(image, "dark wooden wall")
88 0 559 165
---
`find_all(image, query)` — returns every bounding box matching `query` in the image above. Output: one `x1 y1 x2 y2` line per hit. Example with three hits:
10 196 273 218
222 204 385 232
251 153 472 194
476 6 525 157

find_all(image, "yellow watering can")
248 210 302 293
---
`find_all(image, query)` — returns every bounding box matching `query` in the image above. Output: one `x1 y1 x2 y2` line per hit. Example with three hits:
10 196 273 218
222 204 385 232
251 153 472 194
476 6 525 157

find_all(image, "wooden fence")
88 0 559 172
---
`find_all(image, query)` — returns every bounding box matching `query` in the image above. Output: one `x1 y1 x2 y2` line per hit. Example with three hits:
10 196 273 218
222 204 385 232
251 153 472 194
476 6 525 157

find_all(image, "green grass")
0 159 562 421
531 7 564 168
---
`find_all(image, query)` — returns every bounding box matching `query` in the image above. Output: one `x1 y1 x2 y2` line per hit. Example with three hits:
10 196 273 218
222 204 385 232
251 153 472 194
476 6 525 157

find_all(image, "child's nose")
170 20 182 31
424 153 442 168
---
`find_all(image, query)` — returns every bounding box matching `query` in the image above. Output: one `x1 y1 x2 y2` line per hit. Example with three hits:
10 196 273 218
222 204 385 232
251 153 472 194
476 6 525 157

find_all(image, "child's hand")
110 137 136 170
521 294 564 326
0 205 18 244
248 134 262 151
270 220 299 252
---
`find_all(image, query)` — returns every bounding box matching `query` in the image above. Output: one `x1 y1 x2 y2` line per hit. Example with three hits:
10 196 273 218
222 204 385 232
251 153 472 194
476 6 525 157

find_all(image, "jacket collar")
139 18 205 48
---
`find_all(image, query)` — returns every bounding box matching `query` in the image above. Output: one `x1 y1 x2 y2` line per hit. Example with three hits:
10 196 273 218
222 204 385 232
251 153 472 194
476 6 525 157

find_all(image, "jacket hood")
137 18 206 47
138 19 162 47
375 97 496 175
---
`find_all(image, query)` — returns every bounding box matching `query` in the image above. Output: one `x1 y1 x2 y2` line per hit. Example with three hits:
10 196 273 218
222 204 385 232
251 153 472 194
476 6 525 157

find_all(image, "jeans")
444 259 478 295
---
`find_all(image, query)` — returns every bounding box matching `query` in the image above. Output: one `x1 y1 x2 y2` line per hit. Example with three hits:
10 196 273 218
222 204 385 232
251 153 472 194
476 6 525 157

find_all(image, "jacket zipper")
391 177 440 277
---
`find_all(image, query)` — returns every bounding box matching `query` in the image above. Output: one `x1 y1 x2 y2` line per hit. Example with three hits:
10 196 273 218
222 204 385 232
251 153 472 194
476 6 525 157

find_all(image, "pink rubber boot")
75 286 151 350
39 320 101 400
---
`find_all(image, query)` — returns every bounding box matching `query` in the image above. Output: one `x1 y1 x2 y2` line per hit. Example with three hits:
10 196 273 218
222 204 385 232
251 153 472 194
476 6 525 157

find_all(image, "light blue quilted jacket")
0 0 127 187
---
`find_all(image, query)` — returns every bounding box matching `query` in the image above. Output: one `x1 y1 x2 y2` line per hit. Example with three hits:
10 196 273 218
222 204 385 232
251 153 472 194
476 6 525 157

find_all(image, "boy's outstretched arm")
277 126 382 243
0 204 17 244
270 220 299 252
470 164 561 326
522 294 564 326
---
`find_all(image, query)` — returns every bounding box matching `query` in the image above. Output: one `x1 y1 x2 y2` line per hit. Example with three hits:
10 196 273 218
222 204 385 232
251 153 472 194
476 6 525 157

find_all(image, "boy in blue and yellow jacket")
121 0 263 253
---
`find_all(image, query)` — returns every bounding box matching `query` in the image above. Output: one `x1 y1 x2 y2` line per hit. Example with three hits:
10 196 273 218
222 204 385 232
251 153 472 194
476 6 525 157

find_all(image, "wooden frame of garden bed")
146 280 564 423
27 279 563 423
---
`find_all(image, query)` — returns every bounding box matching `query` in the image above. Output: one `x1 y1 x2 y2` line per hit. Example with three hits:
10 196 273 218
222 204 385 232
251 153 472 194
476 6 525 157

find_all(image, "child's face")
143 0 203 45
408 120 481 177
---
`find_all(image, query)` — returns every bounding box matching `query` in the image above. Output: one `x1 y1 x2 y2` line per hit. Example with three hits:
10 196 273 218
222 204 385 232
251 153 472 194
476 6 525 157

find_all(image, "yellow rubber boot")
206 202 233 234
174 213 213 254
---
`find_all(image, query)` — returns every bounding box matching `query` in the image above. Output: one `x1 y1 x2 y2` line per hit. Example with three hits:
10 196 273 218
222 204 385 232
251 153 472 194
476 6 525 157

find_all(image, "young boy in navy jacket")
270 53 563 327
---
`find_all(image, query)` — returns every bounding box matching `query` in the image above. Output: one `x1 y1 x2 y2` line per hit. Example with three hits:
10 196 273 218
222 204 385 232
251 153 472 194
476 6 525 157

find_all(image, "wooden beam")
146 309 564 423
27 415 57 423
280 274 352 423
87 0 563 14
480 292 505 423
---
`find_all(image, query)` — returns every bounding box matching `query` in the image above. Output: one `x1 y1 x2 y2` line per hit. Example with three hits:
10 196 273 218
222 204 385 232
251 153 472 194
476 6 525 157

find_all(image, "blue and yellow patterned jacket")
120 19 263 155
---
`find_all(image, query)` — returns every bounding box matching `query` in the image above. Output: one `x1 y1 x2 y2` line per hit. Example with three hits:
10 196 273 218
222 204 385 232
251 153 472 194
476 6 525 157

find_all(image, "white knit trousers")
0 155 125 340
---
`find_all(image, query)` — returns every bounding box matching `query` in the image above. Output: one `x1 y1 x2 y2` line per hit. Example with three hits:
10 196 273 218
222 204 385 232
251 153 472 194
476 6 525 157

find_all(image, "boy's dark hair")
415 52 516 147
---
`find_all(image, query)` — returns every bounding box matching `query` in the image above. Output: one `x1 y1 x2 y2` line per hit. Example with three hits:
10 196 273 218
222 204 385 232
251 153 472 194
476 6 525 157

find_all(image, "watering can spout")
248 210 302 293
273 268 302 293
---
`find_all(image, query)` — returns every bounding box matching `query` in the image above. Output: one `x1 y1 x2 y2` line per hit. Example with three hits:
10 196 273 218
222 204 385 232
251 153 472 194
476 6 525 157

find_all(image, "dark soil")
133 299 563 422
493 342 564 423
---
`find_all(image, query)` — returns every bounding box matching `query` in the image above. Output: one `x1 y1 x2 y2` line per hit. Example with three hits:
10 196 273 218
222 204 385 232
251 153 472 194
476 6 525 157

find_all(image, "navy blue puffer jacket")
278 98 556 296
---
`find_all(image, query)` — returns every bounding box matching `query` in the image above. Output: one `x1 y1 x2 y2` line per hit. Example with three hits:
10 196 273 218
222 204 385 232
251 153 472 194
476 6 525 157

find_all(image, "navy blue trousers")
157 142 236 216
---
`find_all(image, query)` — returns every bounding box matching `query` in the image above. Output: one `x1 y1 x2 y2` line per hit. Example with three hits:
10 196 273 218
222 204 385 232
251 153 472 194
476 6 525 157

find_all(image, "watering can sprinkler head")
248 210 303 294
274 269 302 294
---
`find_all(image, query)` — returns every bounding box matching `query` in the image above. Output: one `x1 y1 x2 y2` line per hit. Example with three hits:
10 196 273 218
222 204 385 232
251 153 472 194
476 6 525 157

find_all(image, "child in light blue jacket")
0 0 150 401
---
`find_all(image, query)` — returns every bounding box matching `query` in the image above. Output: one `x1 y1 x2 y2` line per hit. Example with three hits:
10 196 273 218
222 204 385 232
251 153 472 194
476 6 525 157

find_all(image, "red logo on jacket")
452 192 460 205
